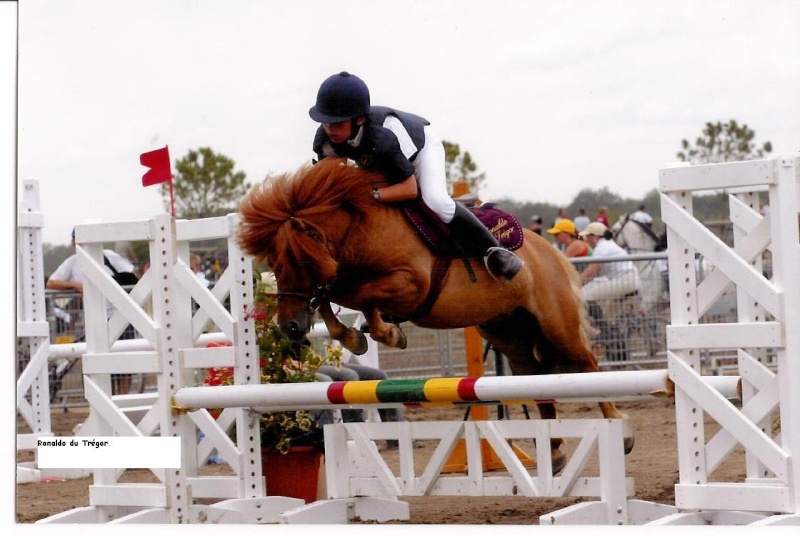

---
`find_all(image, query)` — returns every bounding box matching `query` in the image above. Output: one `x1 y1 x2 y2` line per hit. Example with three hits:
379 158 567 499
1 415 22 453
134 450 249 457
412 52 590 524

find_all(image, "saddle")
402 199 524 256
397 198 524 320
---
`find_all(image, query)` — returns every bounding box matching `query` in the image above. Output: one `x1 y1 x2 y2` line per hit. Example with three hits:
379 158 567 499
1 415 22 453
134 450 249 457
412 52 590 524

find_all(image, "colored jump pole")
441 327 535 473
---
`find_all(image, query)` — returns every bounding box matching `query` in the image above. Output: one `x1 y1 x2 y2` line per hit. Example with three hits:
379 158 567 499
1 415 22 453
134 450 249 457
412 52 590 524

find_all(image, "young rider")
308 71 523 282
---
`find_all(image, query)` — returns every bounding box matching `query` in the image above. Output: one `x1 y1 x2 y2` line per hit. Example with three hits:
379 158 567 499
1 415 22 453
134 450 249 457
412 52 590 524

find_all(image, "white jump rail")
172 369 739 411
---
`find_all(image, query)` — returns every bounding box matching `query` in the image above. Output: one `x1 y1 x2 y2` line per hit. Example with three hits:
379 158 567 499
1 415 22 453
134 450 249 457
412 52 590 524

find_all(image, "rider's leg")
448 203 524 281
413 127 523 282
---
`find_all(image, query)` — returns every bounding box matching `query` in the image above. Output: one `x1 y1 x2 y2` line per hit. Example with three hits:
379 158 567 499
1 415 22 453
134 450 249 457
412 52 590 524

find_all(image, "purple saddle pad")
403 201 524 255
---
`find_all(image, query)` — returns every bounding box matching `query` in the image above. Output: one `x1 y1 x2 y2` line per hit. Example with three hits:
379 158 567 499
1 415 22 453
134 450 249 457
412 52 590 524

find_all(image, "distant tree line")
41 119 771 272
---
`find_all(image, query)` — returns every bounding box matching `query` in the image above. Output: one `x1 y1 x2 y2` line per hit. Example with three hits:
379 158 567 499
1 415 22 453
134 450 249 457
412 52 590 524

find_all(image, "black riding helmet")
309 71 370 124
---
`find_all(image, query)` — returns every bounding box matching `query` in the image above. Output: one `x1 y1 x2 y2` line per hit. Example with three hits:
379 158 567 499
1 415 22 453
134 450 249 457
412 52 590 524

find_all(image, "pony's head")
237 158 384 338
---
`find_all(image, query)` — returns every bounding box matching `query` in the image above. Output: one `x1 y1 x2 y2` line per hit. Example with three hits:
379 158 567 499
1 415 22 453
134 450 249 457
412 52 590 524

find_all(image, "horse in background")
611 214 668 315
237 158 634 471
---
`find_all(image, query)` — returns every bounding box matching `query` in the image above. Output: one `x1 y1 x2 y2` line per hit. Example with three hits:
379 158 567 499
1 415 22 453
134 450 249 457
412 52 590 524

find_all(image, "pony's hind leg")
536 402 567 475
478 312 569 475
544 340 635 455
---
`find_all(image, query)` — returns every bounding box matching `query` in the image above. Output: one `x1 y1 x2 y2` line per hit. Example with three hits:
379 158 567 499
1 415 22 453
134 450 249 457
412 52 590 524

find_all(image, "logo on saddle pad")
403 201 524 255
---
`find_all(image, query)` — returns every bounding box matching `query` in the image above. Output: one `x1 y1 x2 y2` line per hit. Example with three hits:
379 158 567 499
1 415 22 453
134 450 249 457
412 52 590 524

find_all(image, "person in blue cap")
309 71 523 282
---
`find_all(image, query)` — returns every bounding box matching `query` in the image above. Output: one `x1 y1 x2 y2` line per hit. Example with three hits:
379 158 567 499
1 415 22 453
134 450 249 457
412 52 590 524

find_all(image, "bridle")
274 206 358 311
276 280 336 311
274 218 341 311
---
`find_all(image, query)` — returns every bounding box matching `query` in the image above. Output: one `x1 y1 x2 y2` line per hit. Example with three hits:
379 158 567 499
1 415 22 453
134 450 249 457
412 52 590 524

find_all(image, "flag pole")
169 179 175 218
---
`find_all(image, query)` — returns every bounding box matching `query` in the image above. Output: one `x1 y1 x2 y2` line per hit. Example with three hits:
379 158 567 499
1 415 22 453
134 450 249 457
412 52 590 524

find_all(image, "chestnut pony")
237 158 632 468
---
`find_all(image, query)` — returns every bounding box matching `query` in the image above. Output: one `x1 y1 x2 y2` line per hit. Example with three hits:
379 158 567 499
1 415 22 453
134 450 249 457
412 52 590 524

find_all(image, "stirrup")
484 247 524 282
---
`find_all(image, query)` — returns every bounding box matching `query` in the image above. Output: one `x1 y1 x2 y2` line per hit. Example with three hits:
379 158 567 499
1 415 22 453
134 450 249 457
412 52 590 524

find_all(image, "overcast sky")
13 0 800 246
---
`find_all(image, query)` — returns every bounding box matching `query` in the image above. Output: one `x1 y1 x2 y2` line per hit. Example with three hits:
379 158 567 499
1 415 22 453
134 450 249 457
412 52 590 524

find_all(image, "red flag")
140 146 172 186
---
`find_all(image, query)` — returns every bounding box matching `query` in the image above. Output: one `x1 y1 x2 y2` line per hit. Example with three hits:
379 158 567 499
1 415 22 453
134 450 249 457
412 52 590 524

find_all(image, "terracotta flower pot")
261 446 323 503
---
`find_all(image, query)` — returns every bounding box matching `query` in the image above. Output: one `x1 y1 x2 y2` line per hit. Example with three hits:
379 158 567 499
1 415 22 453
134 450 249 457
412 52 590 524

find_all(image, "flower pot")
261 446 323 503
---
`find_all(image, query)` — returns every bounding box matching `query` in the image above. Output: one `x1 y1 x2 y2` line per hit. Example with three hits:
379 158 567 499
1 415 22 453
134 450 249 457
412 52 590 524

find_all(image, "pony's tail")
556 253 593 355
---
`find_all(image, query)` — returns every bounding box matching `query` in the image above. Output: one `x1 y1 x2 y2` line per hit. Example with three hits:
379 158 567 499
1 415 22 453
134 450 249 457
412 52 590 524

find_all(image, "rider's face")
323 121 352 143
323 117 364 144
583 234 600 247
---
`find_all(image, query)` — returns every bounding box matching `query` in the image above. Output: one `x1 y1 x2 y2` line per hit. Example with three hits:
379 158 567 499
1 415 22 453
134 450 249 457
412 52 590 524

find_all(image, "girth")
408 256 452 320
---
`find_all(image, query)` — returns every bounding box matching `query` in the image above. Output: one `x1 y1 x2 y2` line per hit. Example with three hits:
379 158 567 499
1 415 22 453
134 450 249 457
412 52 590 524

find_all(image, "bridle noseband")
276 280 336 311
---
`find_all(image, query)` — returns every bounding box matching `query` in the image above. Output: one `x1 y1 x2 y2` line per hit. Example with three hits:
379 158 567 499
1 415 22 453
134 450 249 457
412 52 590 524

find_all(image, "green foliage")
162 147 251 219
677 120 772 164
443 140 486 195
205 273 342 455
252 277 342 454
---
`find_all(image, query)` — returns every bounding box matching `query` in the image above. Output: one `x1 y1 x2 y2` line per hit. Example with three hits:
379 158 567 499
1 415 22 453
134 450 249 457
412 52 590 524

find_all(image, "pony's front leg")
317 301 369 356
363 307 407 350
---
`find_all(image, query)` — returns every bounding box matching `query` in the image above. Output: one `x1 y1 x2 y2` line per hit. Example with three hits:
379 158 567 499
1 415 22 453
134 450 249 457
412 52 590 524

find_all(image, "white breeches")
583 270 642 320
413 127 456 223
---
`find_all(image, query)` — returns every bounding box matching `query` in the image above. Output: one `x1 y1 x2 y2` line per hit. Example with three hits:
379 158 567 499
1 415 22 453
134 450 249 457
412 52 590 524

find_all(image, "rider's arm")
580 263 600 285
46 278 83 293
374 174 418 203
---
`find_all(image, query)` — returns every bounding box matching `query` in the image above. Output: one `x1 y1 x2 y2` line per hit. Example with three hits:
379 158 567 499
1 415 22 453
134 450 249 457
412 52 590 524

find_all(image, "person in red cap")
308 71 523 282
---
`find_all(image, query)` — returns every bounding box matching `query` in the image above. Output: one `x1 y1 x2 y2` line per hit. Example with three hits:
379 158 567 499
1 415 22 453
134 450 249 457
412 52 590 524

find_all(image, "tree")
161 147 251 219
443 141 486 195
677 120 772 164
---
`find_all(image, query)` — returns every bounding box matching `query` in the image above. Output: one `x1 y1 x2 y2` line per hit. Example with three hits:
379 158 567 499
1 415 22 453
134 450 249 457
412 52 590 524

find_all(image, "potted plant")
204 271 342 502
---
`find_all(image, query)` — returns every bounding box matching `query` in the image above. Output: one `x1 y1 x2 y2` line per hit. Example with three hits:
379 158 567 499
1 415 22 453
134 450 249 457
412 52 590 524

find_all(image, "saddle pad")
403 200 524 255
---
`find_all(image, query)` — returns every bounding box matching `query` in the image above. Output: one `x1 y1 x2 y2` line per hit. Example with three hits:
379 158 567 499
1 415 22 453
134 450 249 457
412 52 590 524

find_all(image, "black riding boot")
448 203 524 281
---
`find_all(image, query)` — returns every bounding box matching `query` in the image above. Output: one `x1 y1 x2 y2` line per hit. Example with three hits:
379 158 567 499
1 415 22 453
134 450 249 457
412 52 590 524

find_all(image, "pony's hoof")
346 330 369 355
552 450 567 475
623 435 635 455
391 326 408 349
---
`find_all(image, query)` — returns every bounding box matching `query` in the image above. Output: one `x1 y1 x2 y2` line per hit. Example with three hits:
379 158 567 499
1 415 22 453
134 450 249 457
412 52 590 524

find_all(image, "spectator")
553 208 568 227
529 215 543 236
578 222 641 321
595 206 610 227
47 228 137 395
190 253 211 288
573 208 590 233
630 205 653 226
114 240 138 267
546 219 592 259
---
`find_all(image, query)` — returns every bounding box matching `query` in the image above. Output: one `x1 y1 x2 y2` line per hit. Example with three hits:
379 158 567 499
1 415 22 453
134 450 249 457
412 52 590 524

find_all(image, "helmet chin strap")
347 118 365 146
